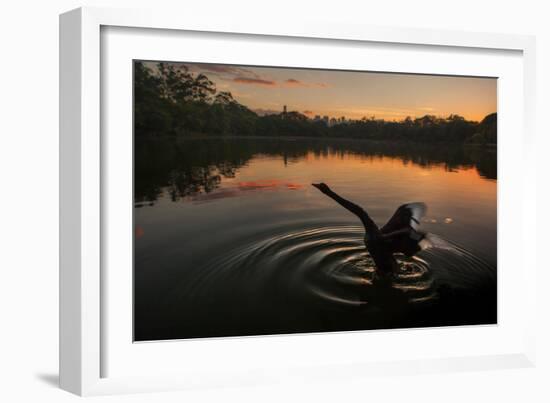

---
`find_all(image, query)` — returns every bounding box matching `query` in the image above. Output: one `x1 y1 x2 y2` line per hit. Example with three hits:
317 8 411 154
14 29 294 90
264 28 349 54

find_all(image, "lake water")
134 137 497 341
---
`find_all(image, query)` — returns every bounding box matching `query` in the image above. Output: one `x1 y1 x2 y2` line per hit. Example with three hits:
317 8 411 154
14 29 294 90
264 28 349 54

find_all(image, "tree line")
135 61 497 144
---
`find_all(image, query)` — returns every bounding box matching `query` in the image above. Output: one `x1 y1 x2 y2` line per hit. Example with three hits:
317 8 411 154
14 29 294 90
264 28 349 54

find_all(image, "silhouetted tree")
134 61 497 144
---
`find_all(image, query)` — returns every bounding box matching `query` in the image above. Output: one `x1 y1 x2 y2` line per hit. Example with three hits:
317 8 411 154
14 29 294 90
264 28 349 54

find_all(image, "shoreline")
137 133 497 148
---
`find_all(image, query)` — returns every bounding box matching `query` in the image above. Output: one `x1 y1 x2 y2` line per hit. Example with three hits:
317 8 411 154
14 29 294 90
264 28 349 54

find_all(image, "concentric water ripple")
172 225 495 311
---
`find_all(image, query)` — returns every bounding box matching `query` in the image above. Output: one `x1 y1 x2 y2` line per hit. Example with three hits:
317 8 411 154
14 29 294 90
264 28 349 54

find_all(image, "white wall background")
0 0 548 401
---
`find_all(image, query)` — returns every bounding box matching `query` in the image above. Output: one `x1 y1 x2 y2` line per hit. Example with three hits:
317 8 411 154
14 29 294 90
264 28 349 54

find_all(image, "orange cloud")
232 76 329 89
234 77 276 86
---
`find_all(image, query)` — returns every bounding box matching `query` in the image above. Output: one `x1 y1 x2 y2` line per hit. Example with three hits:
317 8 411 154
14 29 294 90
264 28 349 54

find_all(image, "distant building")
283 105 287 114
314 115 321 121
322 115 329 125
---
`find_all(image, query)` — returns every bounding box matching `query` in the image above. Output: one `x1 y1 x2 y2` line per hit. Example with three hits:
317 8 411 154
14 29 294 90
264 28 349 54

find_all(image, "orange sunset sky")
144 61 497 122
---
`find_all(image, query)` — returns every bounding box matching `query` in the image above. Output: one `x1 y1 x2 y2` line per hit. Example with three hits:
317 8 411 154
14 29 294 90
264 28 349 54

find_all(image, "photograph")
133 60 497 342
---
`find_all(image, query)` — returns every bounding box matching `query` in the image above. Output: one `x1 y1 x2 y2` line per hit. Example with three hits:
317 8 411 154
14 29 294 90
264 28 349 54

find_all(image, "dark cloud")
284 78 306 87
234 77 276 86
153 62 329 91
195 64 256 77
284 78 328 88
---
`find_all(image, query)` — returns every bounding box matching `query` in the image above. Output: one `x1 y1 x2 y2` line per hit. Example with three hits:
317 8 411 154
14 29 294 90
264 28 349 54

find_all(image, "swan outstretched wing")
381 202 427 233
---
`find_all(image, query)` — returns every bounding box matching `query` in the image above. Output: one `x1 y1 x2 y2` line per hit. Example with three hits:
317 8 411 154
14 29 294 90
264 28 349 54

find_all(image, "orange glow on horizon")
147 61 497 123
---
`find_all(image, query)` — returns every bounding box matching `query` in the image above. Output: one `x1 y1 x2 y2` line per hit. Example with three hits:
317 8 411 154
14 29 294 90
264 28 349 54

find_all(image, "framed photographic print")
132 60 499 341
60 6 537 396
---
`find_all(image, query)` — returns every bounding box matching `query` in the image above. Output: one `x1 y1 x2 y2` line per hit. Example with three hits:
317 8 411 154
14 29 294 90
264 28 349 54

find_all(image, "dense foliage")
135 61 497 144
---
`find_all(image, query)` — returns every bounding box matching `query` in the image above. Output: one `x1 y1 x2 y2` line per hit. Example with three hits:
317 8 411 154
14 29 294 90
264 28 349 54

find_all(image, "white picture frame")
60 6 537 396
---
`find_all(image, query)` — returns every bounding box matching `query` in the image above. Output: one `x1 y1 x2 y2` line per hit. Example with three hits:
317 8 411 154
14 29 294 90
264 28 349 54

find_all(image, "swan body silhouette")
312 183 428 274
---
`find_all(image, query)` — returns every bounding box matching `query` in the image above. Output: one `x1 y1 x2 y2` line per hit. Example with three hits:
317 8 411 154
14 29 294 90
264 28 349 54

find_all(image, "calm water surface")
134 137 497 341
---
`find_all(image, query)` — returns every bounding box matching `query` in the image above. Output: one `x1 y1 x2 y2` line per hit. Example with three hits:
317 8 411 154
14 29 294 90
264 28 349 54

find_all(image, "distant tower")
283 105 287 114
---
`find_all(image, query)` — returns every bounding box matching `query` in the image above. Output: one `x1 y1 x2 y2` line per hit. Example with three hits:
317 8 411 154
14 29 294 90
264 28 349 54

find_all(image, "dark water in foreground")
134 137 497 341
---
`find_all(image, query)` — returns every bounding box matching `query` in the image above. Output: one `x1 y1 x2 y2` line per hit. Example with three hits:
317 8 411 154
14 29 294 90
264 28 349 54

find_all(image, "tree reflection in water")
134 137 496 205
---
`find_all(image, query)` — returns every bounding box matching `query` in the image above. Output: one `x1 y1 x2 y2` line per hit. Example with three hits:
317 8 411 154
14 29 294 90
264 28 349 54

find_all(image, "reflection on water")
135 137 496 205
134 137 497 341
